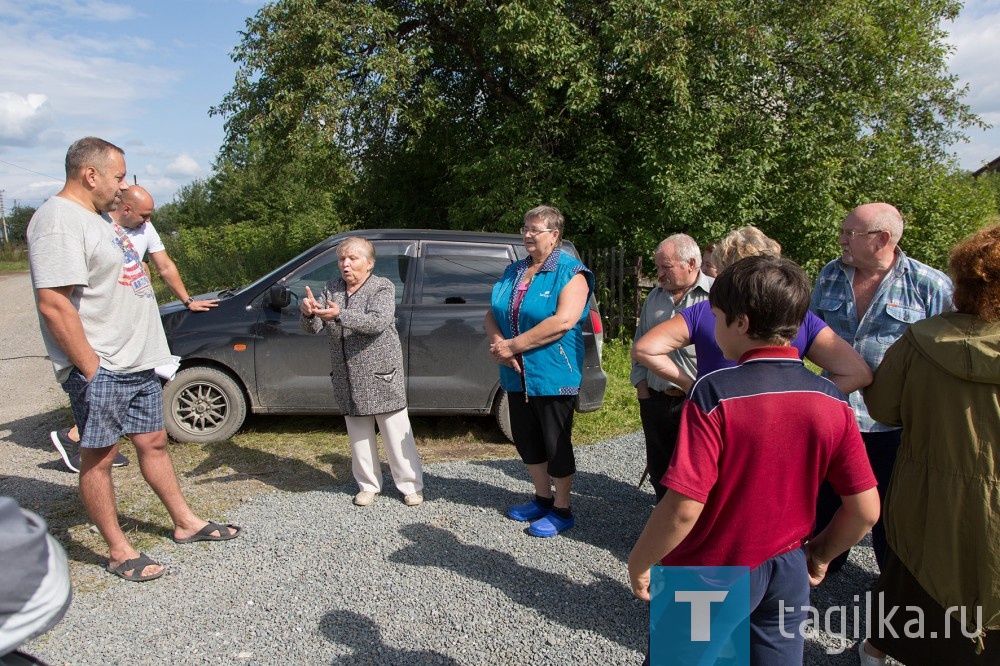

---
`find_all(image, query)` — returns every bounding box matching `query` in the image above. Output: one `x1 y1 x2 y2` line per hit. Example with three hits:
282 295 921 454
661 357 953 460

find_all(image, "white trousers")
345 408 424 495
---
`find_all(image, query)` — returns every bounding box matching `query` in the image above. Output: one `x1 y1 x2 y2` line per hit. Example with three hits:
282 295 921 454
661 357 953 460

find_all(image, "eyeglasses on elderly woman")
520 226 555 237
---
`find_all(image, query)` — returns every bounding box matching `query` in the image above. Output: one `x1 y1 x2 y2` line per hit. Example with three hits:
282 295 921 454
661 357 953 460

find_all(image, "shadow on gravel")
320 610 460 665
803 546 881 664
0 406 73 454
389 523 647 652
464 458 653 561
1 474 116 566
182 441 349 492
1 475 77 516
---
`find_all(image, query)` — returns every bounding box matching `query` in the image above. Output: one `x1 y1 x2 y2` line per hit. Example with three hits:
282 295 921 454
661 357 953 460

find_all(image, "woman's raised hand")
301 286 320 317
302 285 341 321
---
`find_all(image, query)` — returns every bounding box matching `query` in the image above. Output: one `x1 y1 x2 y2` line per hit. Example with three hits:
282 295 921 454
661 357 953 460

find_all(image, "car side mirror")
267 285 292 311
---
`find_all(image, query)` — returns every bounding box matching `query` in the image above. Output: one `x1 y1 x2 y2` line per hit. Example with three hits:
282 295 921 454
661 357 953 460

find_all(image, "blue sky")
1 0 999 212
0 0 267 209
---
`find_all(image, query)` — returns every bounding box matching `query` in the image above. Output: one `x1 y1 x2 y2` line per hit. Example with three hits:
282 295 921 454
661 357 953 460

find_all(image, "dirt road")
0 271 77 506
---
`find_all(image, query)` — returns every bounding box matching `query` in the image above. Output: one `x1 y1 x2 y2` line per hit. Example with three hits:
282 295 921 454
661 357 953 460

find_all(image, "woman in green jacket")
860 224 1000 666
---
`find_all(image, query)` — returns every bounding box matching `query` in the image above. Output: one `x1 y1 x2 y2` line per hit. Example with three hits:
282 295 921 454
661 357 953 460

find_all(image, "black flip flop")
171 521 242 544
106 552 164 582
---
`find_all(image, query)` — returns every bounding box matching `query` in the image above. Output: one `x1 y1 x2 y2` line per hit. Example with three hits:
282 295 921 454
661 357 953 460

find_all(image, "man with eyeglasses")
809 202 952 575
630 234 712 502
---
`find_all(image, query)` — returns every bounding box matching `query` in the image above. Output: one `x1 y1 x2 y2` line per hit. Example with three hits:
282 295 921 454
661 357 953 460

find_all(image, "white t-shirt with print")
124 220 165 261
27 197 173 383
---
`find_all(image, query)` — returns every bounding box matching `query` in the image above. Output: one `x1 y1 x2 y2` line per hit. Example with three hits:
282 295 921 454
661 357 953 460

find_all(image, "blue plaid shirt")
810 249 953 432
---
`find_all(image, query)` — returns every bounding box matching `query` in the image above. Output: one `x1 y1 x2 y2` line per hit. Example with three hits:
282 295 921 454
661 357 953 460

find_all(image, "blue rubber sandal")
528 512 575 538
507 499 550 522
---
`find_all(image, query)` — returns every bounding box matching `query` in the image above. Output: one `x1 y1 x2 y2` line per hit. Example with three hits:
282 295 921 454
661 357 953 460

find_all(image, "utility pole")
0 190 8 244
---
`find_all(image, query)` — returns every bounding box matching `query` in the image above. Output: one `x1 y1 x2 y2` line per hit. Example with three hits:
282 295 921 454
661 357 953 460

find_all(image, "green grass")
574 339 641 443
0 243 29 272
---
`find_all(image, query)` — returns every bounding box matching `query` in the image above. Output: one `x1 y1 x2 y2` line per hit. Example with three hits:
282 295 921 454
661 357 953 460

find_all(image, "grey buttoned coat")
300 274 407 416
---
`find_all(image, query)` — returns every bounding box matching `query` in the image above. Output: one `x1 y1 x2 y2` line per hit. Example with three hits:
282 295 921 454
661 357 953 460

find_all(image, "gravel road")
0 271 884 665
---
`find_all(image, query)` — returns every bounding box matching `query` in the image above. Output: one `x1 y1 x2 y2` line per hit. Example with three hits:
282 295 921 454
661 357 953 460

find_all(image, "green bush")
0 242 29 272
882 169 997 272
574 339 641 444
160 216 341 298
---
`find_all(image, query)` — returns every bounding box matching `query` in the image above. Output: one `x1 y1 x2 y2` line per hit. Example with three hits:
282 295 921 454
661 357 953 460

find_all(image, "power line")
0 159 62 182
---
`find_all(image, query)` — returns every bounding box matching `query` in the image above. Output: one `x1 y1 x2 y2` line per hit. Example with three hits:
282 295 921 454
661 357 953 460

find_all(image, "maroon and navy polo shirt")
660 346 877 568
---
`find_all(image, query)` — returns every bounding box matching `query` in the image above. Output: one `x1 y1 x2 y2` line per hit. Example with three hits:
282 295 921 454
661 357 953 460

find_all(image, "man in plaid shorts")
27 137 241 582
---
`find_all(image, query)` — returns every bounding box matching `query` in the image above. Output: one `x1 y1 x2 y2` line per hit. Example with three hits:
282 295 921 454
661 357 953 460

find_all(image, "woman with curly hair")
859 224 1000 665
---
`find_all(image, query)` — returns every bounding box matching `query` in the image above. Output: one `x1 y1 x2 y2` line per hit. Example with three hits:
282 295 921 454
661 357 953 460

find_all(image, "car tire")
494 390 513 443
163 366 247 443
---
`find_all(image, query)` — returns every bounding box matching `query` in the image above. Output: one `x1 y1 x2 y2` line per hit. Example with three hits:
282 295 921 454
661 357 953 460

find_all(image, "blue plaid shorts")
62 367 164 448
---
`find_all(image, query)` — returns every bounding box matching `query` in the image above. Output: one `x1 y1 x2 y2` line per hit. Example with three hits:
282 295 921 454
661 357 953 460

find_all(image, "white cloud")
74 0 136 21
0 12 180 198
0 27 175 125
954 0 1000 20
0 92 54 147
0 0 136 22
21 178 62 201
946 13 1000 115
166 154 201 178
943 4 1000 167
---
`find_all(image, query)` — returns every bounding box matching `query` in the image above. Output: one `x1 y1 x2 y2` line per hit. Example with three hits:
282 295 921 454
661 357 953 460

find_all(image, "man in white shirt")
110 184 219 312
29 138 240 582
48 184 219 471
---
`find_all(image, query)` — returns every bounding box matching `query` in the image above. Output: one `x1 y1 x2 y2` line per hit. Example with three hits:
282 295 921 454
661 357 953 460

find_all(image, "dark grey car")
159 229 607 443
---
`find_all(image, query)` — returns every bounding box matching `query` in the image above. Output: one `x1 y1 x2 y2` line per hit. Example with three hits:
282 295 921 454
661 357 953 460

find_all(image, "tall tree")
3 205 35 244
213 0 988 268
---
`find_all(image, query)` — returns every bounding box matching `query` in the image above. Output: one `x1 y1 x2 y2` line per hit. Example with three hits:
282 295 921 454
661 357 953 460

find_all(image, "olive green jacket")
864 313 1000 644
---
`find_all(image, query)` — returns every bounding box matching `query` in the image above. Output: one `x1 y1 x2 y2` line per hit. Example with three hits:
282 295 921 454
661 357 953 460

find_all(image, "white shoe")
50 429 79 472
353 491 377 506
858 640 886 666
403 493 423 507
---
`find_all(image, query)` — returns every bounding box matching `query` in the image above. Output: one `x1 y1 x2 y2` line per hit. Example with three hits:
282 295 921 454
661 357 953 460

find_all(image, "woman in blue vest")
485 205 595 537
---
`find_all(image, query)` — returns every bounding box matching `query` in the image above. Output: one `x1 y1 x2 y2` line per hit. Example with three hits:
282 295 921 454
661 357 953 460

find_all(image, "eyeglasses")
520 227 556 237
839 229 883 239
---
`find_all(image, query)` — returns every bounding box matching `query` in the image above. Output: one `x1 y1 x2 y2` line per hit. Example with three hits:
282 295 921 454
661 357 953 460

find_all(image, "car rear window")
419 242 513 306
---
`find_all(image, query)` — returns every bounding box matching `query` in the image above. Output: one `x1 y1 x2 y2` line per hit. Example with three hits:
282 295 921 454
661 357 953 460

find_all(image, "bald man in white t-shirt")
109 185 219 312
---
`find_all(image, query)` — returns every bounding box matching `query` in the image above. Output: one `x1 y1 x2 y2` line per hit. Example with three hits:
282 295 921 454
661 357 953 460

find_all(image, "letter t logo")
675 590 729 641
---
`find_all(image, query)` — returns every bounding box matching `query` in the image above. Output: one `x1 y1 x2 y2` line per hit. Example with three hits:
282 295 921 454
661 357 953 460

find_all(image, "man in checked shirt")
809 202 952 574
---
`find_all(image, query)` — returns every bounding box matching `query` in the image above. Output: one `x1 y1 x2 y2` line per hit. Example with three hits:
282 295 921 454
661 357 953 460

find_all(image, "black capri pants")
507 393 576 478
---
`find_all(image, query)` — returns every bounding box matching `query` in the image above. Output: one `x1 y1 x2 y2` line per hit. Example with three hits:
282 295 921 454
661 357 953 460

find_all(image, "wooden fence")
580 247 656 341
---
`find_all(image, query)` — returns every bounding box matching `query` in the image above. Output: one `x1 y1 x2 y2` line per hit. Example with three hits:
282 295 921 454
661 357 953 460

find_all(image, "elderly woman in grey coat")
300 236 424 507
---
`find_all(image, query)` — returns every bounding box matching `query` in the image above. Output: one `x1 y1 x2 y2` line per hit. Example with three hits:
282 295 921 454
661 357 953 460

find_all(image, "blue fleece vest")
489 248 594 396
